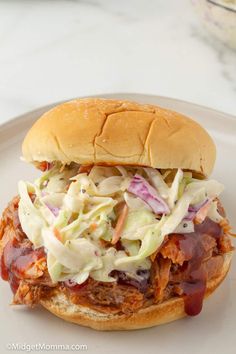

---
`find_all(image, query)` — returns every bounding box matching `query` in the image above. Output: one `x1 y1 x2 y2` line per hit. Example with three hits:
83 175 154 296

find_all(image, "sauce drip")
176 218 223 316
0 238 45 294
182 280 206 316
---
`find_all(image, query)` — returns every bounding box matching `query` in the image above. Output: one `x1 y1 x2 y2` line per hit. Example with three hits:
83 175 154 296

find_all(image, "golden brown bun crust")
40 252 232 331
22 98 216 176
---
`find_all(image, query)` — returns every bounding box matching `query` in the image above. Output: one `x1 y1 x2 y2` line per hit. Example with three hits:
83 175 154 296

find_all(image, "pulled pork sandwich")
0 98 234 330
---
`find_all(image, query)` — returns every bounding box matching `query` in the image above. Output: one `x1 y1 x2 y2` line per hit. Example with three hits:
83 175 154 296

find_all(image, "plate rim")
0 93 235 132
0 93 235 348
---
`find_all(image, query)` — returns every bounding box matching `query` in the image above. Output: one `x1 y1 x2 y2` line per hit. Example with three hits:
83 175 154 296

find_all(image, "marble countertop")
0 0 235 124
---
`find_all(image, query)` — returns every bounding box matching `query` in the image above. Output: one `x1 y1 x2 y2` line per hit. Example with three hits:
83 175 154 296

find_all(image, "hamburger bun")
40 252 232 331
22 98 216 176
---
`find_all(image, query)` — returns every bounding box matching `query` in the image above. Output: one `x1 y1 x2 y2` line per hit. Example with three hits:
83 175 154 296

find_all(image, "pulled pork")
0 197 55 305
65 278 144 314
0 197 234 314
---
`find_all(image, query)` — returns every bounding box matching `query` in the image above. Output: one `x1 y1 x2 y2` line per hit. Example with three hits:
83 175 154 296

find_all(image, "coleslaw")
18 164 224 285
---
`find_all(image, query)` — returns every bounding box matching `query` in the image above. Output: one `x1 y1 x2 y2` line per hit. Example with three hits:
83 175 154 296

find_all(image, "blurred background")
0 0 235 124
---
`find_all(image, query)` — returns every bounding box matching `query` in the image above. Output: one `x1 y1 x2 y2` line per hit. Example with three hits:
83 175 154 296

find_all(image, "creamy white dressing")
18 165 225 285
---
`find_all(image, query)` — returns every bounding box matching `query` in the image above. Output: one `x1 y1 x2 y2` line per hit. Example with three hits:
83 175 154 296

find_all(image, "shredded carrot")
53 227 63 242
78 165 93 174
194 201 212 224
38 161 52 172
220 219 236 237
111 204 129 245
89 223 98 232
59 163 67 173
113 201 126 217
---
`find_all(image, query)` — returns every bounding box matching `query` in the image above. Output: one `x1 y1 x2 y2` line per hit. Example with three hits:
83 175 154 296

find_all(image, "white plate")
0 94 235 354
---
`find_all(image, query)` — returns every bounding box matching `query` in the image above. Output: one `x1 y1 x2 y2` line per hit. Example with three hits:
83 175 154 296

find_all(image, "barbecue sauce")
178 218 223 316
0 238 45 294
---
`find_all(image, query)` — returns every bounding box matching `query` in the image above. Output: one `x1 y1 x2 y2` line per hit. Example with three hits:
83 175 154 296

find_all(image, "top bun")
22 98 216 176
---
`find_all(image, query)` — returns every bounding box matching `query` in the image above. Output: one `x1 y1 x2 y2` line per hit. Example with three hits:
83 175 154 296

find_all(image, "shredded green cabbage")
18 164 225 285
18 181 46 247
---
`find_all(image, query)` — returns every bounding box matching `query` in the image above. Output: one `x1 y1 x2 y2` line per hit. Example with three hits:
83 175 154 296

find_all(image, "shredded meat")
0 196 24 246
160 233 216 265
203 255 224 279
169 255 224 283
160 235 191 265
13 280 53 306
150 257 171 302
0 197 55 302
218 234 234 253
67 278 144 314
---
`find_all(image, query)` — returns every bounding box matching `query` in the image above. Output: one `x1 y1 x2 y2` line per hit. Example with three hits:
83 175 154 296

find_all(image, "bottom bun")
41 253 232 331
